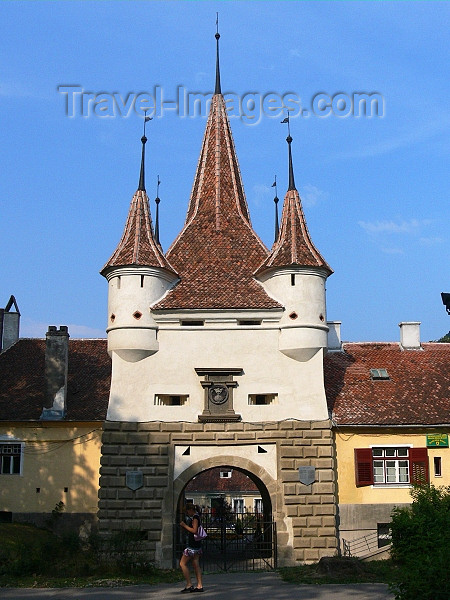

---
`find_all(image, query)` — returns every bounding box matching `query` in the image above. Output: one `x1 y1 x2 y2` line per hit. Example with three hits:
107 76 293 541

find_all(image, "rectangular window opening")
291 274 296 286
248 394 277 405
238 320 262 326
140 275 145 288
0 443 23 475
377 523 391 548
154 395 188 406
180 320 204 327
220 470 232 478
434 456 442 477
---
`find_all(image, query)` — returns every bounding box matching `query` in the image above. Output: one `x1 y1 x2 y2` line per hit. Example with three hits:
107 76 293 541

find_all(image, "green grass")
279 556 400 585
0 523 182 588
1 524 399 588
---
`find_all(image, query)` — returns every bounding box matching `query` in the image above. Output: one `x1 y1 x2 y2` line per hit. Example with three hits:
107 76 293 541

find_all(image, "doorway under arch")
174 465 277 572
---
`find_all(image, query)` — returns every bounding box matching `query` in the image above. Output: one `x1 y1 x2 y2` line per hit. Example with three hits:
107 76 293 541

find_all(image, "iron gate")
174 512 277 572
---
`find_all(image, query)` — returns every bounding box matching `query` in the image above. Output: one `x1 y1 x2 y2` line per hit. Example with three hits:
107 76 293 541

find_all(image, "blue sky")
1 1 449 342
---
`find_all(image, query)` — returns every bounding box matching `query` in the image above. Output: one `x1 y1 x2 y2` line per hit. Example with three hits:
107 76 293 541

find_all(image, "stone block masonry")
98 419 337 567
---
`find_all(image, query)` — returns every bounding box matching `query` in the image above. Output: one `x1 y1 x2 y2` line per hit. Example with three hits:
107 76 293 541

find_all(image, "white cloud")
358 219 426 234
251 183 272 207
337 115 450 160
300 184 328 207
0 80 52 101
381 246 404 255
20 318 105 339
420 236 444 246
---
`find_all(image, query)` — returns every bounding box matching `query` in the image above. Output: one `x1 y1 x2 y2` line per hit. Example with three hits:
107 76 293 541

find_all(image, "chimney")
399 321 421 350
40 326 69 420
0 296 20 352
327 321 342 352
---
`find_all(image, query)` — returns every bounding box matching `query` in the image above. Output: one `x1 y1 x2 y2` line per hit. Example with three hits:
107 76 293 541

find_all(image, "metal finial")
272 176 280 242
154 175 161 246
138 110 152 191
281 113 296 191
215 13 221 95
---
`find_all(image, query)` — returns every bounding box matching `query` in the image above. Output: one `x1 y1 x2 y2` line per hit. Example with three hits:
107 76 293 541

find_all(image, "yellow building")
0 325 109 533
326 323 450 557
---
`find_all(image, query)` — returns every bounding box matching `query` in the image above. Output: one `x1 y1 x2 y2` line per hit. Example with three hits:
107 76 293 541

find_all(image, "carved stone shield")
299 466 316 486
126 470 143 491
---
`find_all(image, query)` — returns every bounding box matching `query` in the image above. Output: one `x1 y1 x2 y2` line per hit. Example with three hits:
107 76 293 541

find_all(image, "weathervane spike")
138 110 151 192
215 13 221 95
154 175 161 246
273 175 280 242
281 112 296 191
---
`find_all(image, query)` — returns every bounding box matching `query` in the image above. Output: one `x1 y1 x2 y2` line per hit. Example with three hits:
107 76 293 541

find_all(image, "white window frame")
254 498 263 513
370 445 412 486
0 441 24 475
232 498 244 513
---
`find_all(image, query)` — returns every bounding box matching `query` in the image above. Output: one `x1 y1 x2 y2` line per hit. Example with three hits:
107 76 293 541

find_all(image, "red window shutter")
410 448 429 484
355 448 374 486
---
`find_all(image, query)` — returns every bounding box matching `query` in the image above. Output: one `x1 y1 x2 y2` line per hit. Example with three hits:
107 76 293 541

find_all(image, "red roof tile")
326 343 450 426
101 189 176 276
185 467 259 493
2 339 448 427
0 339 110 421
153 94 281 311
257 188 332 275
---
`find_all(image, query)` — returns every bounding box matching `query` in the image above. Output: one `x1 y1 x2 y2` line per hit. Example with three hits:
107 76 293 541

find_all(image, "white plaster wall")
258 268 328 327
106 324 329 422
106 267 177 360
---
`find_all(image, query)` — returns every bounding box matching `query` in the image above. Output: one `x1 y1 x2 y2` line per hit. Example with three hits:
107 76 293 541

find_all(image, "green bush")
390 484 450 600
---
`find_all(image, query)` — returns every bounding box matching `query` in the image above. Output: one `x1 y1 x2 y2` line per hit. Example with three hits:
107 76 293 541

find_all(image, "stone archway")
171 456 278 571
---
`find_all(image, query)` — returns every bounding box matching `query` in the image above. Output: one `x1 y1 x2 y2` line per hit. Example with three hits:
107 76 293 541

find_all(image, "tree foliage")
390 484 450 600
435 331 450 343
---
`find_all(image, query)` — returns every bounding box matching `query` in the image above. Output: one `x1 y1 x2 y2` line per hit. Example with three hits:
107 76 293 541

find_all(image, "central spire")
153 26 280 311
215 13 221 95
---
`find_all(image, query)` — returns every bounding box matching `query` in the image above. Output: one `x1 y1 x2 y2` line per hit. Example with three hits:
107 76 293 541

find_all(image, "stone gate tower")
98 31 338 566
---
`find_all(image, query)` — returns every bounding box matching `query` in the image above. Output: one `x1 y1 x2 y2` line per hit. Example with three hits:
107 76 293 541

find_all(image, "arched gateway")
98 29 338 568
175 462 275 571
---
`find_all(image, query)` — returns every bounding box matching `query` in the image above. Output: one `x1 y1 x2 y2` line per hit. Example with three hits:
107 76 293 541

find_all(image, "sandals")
192 589 204 593
180 586 194 593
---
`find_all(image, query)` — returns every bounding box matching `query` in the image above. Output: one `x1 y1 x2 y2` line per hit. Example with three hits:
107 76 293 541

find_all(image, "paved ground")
1 572 394 599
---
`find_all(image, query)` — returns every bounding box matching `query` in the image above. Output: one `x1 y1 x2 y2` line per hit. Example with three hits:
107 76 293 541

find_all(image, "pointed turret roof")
154 34 280 311
101 135 176 277
256 187 332 275
256 131 332 276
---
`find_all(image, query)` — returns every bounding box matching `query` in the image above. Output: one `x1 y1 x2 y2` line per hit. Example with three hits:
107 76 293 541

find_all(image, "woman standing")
179 503 204 593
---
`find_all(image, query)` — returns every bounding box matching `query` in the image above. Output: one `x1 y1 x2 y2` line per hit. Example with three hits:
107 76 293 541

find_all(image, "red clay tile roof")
101 189 176 276
257 188 332 275
2 339 448 427
326 342 450 426
0 339 110 421
153 94 281 311
185 467 259 493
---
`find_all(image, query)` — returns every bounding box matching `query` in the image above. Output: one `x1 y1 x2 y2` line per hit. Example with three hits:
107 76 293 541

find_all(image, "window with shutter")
355 448 374 486
355 447 429 487
410 447 429 484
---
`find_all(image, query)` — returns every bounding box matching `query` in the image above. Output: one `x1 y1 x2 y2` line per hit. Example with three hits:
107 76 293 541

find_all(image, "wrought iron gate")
174 512 277 572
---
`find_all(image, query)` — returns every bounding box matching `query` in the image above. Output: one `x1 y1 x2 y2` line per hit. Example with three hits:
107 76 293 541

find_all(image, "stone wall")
98 419 337 566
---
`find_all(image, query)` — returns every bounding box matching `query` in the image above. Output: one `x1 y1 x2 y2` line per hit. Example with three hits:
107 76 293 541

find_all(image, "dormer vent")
370 368 390 381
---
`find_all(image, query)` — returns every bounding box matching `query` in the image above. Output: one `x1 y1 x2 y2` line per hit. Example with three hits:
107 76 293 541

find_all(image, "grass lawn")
279 556 400 585
1 524 399 588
